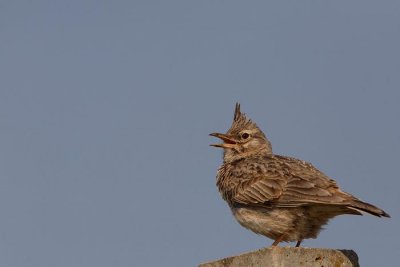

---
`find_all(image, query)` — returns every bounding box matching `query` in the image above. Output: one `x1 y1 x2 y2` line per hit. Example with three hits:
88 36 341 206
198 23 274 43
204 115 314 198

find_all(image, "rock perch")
199 247 359 267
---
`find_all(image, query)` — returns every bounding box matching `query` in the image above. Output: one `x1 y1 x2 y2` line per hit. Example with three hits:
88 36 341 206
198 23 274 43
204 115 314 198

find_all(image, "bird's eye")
241 132 250 139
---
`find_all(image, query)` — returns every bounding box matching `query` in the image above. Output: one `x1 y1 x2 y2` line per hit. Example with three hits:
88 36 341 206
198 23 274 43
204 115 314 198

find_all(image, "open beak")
209 132 237 148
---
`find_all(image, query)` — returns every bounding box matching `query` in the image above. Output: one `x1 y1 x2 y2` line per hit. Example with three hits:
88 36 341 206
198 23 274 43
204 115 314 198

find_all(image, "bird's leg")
271 234 285 247
295 240 302 247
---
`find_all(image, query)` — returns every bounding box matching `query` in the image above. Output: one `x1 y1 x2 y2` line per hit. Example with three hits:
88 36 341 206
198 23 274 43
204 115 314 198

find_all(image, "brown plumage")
210 103 390 247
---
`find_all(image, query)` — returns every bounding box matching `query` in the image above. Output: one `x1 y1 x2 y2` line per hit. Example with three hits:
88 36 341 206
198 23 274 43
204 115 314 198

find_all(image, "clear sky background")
1 1 399 266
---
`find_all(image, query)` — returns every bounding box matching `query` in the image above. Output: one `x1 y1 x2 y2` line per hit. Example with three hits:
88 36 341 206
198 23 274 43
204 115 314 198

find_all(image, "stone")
199 247 359 267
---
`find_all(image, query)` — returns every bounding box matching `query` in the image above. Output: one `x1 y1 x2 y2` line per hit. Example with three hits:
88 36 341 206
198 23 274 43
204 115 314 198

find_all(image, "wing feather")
230 155 352 207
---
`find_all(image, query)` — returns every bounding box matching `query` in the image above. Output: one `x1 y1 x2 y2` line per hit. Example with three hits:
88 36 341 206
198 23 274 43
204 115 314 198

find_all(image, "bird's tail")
349 199 390 218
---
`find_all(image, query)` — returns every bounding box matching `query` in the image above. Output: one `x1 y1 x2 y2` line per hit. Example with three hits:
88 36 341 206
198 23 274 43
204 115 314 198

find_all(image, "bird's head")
210 103 272 162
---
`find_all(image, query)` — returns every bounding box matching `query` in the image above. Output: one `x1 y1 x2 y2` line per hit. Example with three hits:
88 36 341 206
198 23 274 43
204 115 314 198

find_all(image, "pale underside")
232 205 357 242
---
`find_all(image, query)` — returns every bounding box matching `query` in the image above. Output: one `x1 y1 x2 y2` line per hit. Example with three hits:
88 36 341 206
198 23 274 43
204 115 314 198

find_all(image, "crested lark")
210 103 390 247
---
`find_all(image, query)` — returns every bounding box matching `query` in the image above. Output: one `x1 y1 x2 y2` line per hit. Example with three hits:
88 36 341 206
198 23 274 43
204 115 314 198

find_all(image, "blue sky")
1 1 399 266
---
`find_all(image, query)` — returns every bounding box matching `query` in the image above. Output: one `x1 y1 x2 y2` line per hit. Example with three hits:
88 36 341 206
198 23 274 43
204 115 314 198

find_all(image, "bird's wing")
233 174 286 204
232 155 352 207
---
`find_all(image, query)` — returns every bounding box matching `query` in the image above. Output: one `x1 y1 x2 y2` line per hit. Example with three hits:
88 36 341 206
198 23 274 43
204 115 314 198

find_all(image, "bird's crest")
233 102 242 122
228 102 259 134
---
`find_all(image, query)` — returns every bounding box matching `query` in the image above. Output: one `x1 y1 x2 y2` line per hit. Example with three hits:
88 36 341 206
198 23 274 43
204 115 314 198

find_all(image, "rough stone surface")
199 247 359 267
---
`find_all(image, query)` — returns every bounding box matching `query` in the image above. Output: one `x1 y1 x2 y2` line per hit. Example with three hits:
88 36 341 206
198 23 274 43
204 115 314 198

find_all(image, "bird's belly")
231 206 305 242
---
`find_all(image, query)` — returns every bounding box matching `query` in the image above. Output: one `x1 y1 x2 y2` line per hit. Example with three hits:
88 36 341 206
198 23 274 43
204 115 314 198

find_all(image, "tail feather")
350 200 390 218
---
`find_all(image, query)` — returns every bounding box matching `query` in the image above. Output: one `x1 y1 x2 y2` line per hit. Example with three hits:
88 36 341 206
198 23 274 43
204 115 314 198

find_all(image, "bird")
210 103 390 247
